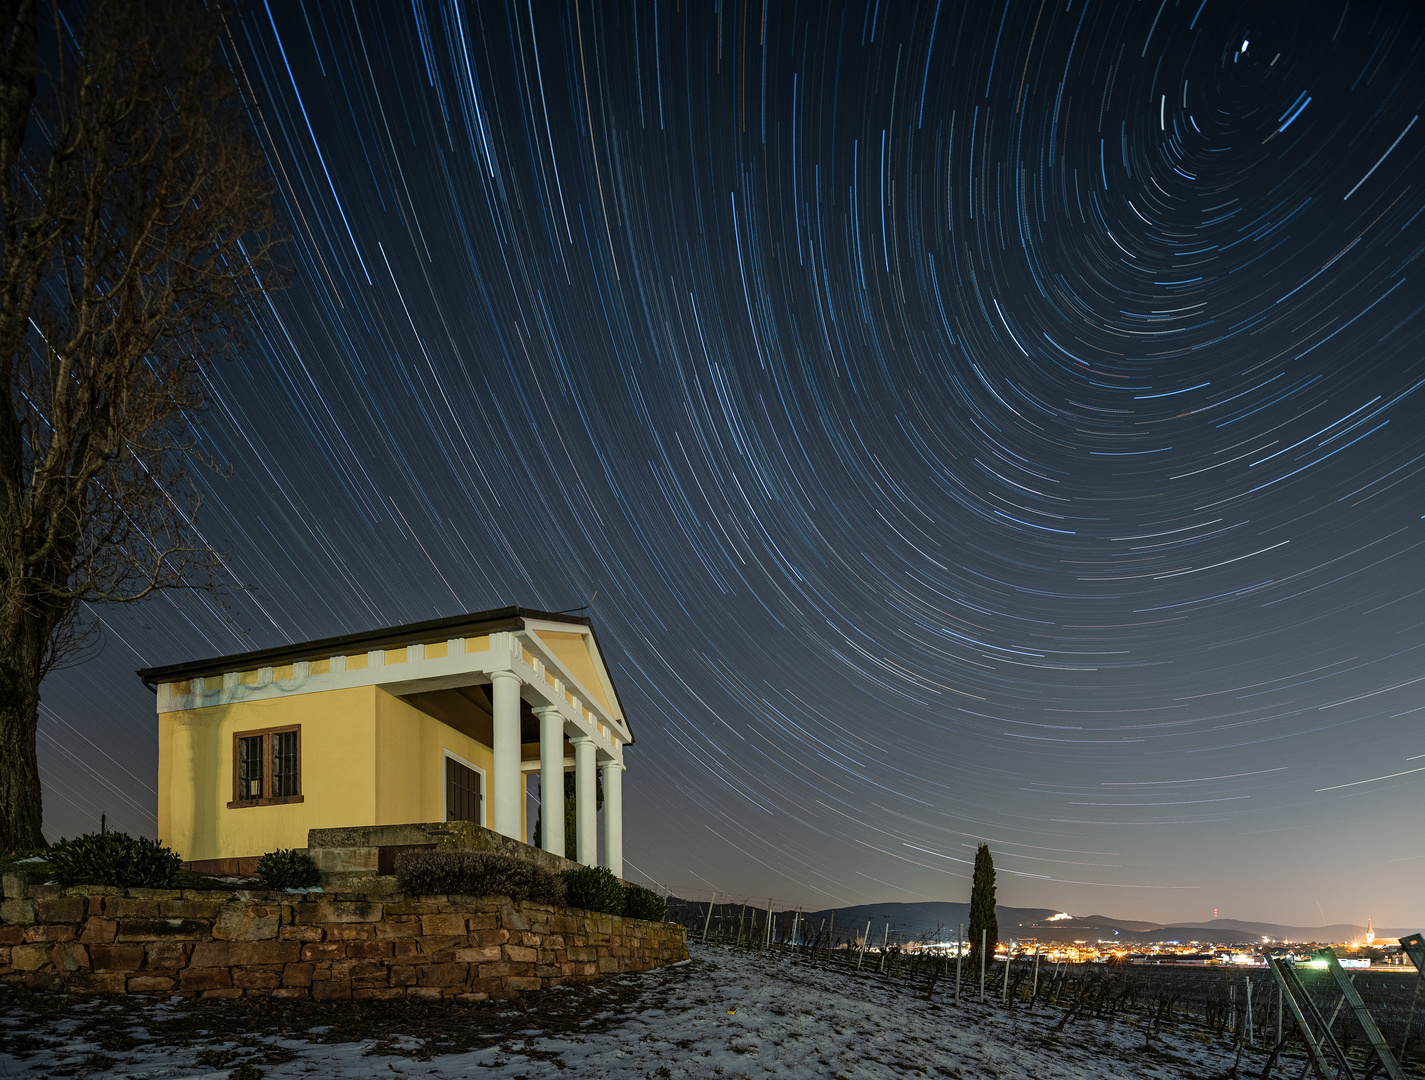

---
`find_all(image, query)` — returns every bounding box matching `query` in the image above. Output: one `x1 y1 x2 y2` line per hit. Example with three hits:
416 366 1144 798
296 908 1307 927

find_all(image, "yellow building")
140 607 634 876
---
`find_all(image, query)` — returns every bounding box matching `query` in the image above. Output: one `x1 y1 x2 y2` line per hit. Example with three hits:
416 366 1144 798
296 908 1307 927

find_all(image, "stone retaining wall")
0 877 687 1001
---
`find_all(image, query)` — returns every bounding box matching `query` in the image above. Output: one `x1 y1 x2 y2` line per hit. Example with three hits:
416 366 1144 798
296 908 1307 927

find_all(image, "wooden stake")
980 929 987 1001
956 923 963 1004
857 919 872 970
1245 976 1253 1046
879 922 889 972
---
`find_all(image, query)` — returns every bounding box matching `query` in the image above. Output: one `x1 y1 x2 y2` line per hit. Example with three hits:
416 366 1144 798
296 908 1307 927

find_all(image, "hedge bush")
45 831 182 888
622 883 667 922
393 851 565 904
257 848 320 890
560 865 626 915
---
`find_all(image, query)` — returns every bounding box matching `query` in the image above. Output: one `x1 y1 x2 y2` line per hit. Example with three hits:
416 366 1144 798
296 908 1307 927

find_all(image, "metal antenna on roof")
556 590 598 615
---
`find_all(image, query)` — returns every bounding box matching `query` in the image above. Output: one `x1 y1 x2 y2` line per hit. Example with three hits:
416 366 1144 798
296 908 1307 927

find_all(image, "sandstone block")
89 944 145 971
499 906 529 931
322 924 375 941
0 898 36 925
272 987 309 999
466 913 497 930
200 988 243 999
35 897 85 923
331 959 386 981
417 962 468 987
281 925 324 942
282 962 314 987
105 898 160 919
190 941 300 967
0 925 24 945
65 971 126 993
353 987 405 999
301 942 345 962
128 974 176 993
232 968 283 990
158 899 224 920
214 905 281 941
420 913 466 937
144 942 189 970
116 919 210 941
311 978 351 1001
23 924 75 943
412 935 463 958
505 945 537 963
597 956 620 974
179 967 231 991
79 918 117 944
295 901 381 925
50 942 89 972
346 939 393 959
381 902 438 916
389 964 417 986
407 986 443 998
503 975 541 992
454 946 501 963
9 944 49 971
474 929 510 947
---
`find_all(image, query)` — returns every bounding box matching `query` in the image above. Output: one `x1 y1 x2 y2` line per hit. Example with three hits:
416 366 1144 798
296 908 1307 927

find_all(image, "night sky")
40 0 1425 928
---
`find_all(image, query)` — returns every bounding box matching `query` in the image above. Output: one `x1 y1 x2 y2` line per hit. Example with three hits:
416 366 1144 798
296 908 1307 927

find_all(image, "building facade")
139 607 632 877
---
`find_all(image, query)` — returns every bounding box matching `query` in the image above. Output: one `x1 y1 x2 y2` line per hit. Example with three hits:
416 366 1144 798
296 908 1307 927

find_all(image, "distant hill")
796 902 1418 946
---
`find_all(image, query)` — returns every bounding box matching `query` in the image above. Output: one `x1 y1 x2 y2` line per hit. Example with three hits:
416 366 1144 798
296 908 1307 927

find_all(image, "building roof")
135 605 609 691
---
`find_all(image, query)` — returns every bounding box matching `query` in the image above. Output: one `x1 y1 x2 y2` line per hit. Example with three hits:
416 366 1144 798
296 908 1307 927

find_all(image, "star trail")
40 0 1425 927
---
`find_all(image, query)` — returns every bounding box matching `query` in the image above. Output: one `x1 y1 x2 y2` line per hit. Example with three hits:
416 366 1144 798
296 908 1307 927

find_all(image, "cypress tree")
968 843 998 972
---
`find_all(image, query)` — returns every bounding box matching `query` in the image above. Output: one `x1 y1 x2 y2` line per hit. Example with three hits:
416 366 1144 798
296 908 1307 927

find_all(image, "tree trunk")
0 617 45 850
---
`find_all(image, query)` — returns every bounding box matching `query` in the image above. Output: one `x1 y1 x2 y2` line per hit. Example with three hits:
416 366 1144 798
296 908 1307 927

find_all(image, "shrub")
45 831 182 888
560 865 626 915
256 848 320 890
622 883 667 922
393 851 565 904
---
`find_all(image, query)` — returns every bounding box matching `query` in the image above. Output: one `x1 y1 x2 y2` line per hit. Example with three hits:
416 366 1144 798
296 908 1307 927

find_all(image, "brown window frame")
228 725 304 808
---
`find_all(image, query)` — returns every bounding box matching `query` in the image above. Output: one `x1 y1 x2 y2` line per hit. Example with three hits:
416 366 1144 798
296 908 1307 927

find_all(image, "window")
445 755 482 823
229 726 303 808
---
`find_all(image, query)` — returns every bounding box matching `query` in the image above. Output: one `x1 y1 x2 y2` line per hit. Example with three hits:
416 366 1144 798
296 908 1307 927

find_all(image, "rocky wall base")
0 878 687 1001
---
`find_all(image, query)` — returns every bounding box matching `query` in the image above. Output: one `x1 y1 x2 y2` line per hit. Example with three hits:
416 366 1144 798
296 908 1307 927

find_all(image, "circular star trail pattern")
44 0 1425 926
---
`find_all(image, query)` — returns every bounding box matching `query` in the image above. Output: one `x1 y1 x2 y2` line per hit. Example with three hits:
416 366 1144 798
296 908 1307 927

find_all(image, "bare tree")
0 0 281 851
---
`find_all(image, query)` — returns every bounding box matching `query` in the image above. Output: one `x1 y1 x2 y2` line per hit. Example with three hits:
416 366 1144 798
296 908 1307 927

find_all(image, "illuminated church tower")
1366 917 1375 946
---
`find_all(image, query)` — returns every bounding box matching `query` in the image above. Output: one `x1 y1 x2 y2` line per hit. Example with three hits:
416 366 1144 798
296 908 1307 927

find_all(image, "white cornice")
154 631 623 764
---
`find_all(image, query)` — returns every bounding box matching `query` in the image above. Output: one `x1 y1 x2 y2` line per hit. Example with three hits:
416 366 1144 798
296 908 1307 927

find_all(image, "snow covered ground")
1 942 1255 1078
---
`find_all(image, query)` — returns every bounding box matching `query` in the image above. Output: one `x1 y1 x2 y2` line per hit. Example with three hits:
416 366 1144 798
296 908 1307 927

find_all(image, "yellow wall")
158 685 379 863
539 631 612 710
374 687 526 836
158 684 523 862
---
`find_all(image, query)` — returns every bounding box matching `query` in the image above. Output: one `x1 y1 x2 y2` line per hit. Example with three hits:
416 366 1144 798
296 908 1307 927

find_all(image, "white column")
535 705 565 858
571 735 597 866
490 671 522 839
601 760 624 879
